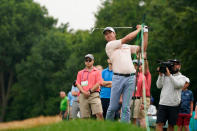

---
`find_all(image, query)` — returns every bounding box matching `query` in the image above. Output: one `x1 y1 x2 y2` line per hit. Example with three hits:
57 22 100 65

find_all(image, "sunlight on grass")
0 116 61 131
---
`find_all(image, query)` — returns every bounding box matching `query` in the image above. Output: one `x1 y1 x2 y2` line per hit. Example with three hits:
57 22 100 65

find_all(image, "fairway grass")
6 119 148 131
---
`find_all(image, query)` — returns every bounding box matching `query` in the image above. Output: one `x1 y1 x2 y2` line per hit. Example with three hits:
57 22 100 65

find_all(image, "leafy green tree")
6 28 71 120
0 0 55 121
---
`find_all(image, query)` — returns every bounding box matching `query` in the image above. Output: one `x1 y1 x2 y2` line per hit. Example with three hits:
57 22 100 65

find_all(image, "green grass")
8 120 149 131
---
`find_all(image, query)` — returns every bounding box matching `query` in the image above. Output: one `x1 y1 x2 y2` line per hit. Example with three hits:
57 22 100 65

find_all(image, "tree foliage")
0 0 56 121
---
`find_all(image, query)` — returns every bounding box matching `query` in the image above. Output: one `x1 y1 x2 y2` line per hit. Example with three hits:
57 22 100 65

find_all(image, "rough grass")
0 116 61 131
0 116 148 131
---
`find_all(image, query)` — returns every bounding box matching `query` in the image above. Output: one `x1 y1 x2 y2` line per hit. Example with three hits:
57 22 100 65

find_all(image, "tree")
0 0 56 121
10 29 71 119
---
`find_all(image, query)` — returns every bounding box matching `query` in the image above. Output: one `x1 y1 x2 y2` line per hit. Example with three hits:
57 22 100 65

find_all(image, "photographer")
156 60 187 131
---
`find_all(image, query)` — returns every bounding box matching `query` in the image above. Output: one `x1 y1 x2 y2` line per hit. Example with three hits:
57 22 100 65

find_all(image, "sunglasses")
85 59 92 62
108 63 112 65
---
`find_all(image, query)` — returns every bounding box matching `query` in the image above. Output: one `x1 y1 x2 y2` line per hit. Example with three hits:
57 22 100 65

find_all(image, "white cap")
85 54 94 60
103 27 115 34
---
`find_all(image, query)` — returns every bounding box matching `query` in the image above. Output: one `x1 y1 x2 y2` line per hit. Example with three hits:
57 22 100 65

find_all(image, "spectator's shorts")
176 113 191 126
130 97 150 119
79 92 103 118
156 105 179 126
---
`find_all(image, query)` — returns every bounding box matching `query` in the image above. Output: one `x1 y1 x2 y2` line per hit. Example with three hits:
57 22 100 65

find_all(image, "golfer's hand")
136 25 142 30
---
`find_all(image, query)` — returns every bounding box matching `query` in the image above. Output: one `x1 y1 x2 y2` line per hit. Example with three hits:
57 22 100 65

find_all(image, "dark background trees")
0 0 55 121
0 0 196 121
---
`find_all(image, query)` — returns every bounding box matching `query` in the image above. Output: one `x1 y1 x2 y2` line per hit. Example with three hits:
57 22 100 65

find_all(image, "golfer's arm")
144 60 149 74
121 28 141 44
143 32 148 52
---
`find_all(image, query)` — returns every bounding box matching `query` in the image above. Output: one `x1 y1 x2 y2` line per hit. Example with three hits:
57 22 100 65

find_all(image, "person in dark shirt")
176 77 193 131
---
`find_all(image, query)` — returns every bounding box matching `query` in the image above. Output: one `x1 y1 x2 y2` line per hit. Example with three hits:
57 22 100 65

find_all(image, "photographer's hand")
166 67 171 76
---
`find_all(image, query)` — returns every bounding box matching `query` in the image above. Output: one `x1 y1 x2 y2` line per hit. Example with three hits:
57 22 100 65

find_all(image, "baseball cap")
85 54 94 60
103 27 115 34
169 59 181 65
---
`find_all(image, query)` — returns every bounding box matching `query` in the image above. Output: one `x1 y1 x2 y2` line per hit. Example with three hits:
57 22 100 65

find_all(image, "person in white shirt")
156 59 187 131
148 96 157 116
104 25 148 123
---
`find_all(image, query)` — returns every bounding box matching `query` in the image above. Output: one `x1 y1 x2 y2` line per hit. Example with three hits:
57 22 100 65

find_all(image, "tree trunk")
0 71 13 122
0 72 5 121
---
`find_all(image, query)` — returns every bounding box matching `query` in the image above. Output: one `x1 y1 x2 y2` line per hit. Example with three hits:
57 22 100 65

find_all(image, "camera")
157 60 175 74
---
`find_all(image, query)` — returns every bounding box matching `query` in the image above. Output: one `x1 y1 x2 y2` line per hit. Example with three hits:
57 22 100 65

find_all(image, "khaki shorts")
130 97 150 119
79 92 103 118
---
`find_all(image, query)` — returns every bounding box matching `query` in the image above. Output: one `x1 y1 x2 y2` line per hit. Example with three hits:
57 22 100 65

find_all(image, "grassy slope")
9 120 148 131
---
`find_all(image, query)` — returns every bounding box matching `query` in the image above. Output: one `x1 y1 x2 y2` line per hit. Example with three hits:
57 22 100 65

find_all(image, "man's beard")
173 68 180 74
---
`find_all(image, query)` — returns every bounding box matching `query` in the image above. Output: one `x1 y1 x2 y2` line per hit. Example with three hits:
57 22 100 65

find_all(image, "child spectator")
59 91 68 120
177 77 193 131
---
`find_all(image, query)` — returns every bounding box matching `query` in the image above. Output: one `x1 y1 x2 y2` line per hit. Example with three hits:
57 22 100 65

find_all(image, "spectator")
147 96 157 116
156 59 187 131
100 59 113 119
71 80 80 119
96 65 103 72
104 25 148 123
100 59 120 119
195 102 197 119
177 77 193 131
130 57 151 128
59 91 68 120
67 91 74 119
147 96 157 128
76 54 103 120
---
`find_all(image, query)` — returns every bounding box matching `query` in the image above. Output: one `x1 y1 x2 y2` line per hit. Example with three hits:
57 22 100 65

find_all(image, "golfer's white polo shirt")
105 39 138 74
